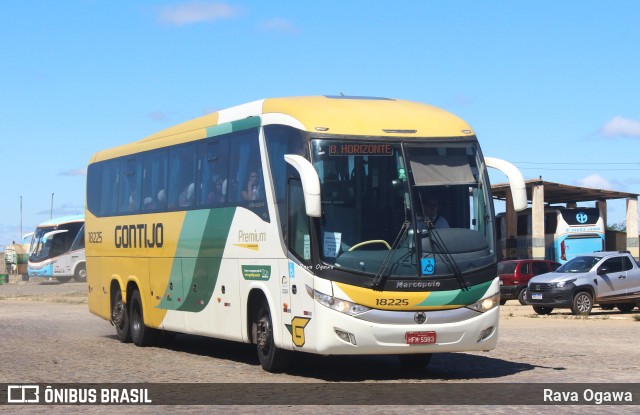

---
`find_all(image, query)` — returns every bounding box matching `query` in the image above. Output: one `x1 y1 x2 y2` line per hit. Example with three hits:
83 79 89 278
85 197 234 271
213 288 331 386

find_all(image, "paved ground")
1 279 639 413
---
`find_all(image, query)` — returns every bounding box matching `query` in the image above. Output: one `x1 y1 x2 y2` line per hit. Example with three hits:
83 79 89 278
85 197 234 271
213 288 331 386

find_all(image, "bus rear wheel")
130 290 158 347
56 276 72 283
255 300 289 373
74 264 87 282
398 353 433 369
112 289 131 343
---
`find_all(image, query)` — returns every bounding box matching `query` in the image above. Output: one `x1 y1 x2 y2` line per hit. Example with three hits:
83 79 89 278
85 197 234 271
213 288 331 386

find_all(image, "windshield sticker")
303 234 311 260
421 258 435 275
323 232 342 258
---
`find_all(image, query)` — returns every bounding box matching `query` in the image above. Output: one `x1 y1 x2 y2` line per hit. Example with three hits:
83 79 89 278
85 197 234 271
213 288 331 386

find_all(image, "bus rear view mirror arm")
485 157 527 212
284 154 322 217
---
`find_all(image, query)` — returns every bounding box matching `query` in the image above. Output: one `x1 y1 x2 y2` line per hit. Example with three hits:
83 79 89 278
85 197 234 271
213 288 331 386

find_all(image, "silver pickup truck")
525 251 640 316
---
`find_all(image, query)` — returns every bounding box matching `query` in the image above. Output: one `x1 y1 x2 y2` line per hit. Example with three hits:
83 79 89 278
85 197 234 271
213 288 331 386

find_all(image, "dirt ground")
1 278 639 413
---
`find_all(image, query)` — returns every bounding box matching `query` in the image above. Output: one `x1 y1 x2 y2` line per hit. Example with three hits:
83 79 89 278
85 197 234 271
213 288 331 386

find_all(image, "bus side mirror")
485 157 527 212
284 154 321 217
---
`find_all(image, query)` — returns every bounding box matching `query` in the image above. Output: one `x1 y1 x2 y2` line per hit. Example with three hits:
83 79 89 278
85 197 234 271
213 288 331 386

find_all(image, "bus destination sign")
329 143 393 156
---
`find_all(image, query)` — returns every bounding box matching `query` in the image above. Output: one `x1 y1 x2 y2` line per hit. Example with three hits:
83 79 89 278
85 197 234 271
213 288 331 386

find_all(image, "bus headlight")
306 285 370 316
466 293 500 313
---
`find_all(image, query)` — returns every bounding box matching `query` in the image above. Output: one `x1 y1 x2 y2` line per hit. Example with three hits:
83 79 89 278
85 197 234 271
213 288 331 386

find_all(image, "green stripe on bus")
162 207 236 312
417 280 492 307
206 117 261 137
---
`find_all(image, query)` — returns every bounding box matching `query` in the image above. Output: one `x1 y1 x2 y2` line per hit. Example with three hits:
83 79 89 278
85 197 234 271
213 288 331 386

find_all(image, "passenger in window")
143 197 154 210
157 189 166 207
179 183 195 207
207 177 226 205
242 171 260 201
128 188 138 211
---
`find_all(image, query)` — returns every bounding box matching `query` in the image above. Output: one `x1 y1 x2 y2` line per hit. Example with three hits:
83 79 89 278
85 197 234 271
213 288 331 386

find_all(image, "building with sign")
492 179 639 259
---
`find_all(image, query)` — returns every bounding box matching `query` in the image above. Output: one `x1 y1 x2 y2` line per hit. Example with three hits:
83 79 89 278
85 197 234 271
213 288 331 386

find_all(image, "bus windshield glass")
29 226 57 261
311 139 495 279
29 221 84 262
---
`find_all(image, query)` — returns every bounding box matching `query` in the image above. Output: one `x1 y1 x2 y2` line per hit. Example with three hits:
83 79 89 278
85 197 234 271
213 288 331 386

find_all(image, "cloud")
259 18 300 34
147 111 174 122
600 116 640 139
157 1 239 26
59 168 87 177
574 174 617 190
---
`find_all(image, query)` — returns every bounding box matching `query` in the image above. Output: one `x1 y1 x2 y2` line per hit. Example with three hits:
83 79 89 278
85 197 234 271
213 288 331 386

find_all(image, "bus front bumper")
306 303 500 356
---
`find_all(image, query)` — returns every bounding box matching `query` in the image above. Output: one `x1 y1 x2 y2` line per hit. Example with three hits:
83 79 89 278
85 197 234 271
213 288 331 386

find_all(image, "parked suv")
498 259 560 305
526 251 640 316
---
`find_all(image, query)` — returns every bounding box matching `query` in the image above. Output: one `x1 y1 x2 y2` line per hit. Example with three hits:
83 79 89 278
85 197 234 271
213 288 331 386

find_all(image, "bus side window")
141 149 167 212
168 143 196 209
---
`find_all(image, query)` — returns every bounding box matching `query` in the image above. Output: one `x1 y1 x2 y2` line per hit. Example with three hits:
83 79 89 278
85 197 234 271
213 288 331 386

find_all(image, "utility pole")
50 193 54 219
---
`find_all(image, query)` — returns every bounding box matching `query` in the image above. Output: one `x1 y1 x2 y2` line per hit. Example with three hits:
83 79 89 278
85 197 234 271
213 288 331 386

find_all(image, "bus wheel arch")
247 289 289 372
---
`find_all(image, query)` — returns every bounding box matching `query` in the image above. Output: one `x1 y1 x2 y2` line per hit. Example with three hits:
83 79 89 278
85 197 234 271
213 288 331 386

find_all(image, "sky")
1 0 639 248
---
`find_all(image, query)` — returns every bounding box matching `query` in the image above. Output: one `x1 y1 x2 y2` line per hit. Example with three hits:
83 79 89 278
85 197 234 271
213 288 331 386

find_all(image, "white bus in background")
497 207 605 263
28 214 86 283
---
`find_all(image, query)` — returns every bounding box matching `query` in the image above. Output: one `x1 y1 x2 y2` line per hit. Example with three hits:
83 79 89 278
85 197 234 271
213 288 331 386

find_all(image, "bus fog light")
477 326 494 342
335 329 357 345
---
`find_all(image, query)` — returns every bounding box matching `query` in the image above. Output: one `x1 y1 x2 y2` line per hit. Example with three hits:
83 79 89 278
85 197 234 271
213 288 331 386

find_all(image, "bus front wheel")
129 290 158 347
112 289 131 343
255 301 289 373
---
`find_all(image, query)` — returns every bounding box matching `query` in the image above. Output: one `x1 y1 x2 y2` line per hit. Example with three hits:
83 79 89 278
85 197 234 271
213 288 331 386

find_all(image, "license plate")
405 331 436 345
531 292 543 300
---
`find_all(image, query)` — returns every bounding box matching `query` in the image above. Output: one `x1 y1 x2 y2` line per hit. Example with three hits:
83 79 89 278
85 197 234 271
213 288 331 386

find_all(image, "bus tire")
56 276 72 283
255 300 289 373
532 306 553 315
74 263 87 283
517 288 527 305
571 291 593 316
398 353 432 369
112 288 131 343
130 289 158 347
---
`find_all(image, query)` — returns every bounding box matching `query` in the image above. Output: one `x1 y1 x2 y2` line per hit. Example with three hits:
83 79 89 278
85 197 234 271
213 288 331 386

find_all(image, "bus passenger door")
281 175 316 351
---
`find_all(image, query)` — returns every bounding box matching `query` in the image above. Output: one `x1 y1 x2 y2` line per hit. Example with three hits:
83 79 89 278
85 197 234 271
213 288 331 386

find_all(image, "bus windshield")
311 139 495 279
30 226 57 261
29 221 84 262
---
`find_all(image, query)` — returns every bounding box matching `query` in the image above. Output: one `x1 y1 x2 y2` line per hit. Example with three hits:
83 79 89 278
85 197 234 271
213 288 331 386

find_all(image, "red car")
498 259 561 305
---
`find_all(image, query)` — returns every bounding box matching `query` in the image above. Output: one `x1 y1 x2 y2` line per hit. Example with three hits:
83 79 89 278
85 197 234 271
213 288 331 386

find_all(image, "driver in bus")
419 193 449 230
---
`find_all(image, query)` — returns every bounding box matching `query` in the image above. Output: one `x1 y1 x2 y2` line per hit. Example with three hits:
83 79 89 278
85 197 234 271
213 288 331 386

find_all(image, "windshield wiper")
423 222 469 291
369 220 411 291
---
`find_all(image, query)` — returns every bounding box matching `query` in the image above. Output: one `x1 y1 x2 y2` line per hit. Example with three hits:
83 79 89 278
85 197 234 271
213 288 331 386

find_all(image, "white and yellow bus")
86 96 526 372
